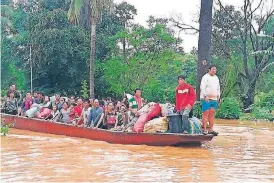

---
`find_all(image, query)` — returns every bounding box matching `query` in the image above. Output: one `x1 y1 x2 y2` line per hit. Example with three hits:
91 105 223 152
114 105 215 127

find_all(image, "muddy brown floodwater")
1 119 274 182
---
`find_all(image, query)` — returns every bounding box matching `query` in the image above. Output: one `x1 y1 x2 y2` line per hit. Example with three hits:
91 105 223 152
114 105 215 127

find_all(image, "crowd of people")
1 64 220 135
1 85 146 131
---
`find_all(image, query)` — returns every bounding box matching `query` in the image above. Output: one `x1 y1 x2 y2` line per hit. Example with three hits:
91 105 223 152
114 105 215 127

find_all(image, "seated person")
57 97 65 111
4 91 18 115
87 99 104 128
45 105 59 121
78 99 91 127
97 102 117 130
70 98 83 125
115 105 129 128
21 92 34 116
55 102 70 123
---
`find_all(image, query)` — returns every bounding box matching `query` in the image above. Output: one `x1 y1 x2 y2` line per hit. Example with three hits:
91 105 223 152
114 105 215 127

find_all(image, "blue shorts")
202 100 218 112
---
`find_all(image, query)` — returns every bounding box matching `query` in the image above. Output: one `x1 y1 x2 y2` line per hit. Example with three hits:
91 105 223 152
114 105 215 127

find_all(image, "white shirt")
200 73 221 100
82 107 91 123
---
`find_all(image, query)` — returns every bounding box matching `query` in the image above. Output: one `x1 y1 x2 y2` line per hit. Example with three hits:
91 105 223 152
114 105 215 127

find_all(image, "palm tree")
68 0 113 98
196 0 213 100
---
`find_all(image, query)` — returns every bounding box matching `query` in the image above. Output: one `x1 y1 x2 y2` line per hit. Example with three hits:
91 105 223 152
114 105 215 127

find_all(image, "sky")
114 0 269 52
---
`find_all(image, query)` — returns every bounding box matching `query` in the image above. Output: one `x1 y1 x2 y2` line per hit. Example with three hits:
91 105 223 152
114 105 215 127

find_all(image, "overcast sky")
114 0 271 52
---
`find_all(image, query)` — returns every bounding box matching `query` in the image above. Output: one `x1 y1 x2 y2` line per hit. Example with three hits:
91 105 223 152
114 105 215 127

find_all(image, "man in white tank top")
200 64 220 136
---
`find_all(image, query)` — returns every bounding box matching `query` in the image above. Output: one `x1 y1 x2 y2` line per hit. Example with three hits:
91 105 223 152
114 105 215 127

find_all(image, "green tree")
68 0 113 98
216 0 274 109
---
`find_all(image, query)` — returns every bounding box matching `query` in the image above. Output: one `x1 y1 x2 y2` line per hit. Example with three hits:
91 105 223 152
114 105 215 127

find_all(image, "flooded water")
1 120 274 182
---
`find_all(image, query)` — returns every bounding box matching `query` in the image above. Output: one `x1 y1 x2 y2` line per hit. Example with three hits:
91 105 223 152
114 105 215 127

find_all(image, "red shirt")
175 84 196 111
73 105 83 117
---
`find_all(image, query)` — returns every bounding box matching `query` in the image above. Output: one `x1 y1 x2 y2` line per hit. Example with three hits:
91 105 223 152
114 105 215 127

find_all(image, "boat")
1 113 214 146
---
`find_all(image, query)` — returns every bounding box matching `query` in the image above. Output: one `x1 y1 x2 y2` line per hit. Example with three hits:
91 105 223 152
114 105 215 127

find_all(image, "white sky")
114 0 271 52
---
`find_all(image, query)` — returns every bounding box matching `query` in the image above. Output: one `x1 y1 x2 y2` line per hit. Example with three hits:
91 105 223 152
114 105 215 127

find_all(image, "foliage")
81 80 89 99
216 97 241 119
240 106 274 122
1 120 10 136
255 91 274 111
103 23 185 102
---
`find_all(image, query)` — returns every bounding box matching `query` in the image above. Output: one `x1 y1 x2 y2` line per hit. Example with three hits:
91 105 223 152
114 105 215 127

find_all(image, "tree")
217 0 274 109
115 2 137 62
197 0 213 100
68 0 113 98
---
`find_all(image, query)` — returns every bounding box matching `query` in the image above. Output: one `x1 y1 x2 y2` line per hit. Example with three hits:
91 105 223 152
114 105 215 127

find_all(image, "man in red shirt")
175 75 196 134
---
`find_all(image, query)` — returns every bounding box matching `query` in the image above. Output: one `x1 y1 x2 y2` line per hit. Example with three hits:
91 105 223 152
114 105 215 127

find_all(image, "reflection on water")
1 119 274 182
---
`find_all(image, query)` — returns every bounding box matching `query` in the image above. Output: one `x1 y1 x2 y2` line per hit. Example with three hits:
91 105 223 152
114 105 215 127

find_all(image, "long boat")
1 113 214 146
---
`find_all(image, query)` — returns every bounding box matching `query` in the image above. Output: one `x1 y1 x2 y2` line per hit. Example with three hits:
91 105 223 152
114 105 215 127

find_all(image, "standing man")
200 64 220 136
175 75 196 134
127 89 144 122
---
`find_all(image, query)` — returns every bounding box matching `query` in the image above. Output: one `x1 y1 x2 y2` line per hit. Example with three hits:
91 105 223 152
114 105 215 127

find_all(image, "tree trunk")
196 0 213 100
241 82 256 111
90 19 96 98
122 22 126 62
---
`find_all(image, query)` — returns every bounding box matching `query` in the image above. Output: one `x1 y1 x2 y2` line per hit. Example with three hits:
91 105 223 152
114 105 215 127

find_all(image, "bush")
216 97 241 119
240 106 274 121
255 91 274 111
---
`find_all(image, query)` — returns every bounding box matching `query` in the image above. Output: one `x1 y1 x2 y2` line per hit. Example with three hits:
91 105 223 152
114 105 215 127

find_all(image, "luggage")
133 103 162 133
144 117 168 133
35 108 51 119
188 117 202 134
133 114 148 133
146 103 161 120
26 106 39 118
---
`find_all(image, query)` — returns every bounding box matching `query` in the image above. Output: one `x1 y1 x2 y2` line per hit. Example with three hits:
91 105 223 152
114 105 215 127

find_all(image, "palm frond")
67 0 83 24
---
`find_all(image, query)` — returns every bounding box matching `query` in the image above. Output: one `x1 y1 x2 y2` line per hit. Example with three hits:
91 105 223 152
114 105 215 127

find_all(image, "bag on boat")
188 117 202 134
144 117 168 133
160 103 175 116
133 113 148 133
26 106 39 118
146 103 161 120
133 103 161 133
36 108 51 119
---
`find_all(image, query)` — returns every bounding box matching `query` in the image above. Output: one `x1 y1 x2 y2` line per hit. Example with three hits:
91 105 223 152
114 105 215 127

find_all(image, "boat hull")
1 114 214 146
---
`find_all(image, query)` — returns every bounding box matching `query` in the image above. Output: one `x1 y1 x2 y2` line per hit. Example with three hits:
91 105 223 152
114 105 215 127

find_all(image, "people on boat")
70 98 83 125
68 95 75 106
128 89 144 123
175 75 196 134
200 64 220 136
6 83 21 103
21 92 34 116
87 99 104 128
55 102 71 123
97 102 117 130
45 105 59 121
77 99 91 126
115 104 129 128
4 91 18 115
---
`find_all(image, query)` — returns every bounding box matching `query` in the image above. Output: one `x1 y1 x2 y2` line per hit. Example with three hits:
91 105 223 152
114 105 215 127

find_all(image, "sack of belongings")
143 117 168 133
133 103 162 133
160 103 175 116
188 117 202 134
35 108 51 119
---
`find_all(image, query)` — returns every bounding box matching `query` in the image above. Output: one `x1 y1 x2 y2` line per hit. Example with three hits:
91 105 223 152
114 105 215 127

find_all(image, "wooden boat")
1 114 214 146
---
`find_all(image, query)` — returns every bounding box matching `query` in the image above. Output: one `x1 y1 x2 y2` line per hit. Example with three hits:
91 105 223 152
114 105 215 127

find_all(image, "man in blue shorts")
200 64 220 136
